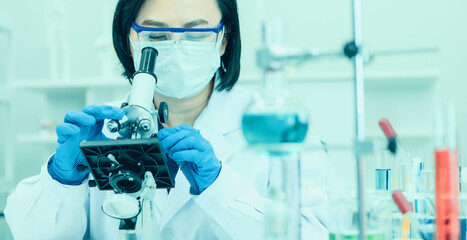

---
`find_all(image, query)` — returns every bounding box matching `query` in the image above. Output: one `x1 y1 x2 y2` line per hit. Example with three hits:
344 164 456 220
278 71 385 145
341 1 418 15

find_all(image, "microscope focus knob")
138 119 152 131
158 102 169 124
107 120 120 133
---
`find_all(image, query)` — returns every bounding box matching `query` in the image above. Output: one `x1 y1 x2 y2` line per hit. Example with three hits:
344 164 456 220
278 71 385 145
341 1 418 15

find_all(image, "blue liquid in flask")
242 112 309 145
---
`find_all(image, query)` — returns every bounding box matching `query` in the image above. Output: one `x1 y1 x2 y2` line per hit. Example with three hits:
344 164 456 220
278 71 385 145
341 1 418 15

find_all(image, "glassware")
375 151 392 191
434 103 459 240
396 160 409 192
263 153 301 240
328 190 387 240
241 19 309 240
421 169 435 193
459 151 467 193
242 19 309 151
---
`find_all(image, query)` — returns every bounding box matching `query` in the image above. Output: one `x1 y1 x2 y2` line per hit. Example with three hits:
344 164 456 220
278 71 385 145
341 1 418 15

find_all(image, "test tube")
375 151 392 191
459 192 467 240
405 152 425 197
460 151 467 192
434 103 459 240
412 153 425 183
396 163 409 192
420 169 435 192
460 152 467 240
413 170 436 215
421 170 435 192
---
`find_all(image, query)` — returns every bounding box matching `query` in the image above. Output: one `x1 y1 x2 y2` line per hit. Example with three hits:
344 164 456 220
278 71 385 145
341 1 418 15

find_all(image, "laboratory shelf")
17 133 57 144
0 89 10 104
239 71 438 90
13 77 131 93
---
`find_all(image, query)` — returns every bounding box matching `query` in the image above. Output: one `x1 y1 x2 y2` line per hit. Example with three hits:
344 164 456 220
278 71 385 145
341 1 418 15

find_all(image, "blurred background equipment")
1 0 467 239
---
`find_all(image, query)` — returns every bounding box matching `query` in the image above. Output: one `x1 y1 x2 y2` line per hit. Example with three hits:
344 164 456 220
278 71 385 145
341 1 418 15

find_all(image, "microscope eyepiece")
134 47 158 83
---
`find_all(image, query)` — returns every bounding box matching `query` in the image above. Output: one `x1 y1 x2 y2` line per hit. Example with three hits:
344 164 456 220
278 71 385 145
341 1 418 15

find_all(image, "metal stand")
349 0 366 239
118 217 137 240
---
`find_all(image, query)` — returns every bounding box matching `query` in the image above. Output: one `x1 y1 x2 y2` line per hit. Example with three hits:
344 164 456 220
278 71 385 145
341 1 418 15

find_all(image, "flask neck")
261 69 288 107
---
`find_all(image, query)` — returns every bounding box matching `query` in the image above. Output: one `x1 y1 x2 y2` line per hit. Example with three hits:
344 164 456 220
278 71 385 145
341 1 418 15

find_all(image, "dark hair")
112 0 241 91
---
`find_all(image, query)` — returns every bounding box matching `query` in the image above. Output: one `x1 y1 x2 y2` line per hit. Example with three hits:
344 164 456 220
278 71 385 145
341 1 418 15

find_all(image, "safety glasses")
131 21 224 48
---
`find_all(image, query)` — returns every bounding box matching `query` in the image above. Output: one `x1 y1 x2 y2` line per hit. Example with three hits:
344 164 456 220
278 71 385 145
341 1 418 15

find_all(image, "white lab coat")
4 83 336 240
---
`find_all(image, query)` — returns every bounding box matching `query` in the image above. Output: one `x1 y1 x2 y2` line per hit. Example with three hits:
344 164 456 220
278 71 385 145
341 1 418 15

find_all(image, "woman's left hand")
157 124 222 195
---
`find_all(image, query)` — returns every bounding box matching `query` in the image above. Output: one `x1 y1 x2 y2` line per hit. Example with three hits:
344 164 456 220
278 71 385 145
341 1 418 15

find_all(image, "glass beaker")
328 189 386 240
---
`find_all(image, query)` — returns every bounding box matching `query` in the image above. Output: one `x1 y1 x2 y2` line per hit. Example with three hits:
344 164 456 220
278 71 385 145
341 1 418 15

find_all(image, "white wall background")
1 0 466 238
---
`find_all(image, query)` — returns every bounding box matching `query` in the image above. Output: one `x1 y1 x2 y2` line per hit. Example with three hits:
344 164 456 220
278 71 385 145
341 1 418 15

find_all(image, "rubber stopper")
392 190 412 214
388 138 397 154
379 118 398 140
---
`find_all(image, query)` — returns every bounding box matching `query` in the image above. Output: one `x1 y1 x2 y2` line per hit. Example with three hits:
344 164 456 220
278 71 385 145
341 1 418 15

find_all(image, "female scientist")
4 0 335 239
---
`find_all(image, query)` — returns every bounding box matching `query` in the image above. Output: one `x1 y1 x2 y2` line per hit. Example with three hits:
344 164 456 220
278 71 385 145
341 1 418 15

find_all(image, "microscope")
79 47 175 240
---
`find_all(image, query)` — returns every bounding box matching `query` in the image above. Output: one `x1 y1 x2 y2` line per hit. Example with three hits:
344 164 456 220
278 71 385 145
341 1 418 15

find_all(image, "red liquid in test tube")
436 149 459 240
435 104 459 240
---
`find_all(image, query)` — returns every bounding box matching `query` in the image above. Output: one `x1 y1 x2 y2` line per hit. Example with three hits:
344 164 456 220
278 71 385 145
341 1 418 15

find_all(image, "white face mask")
131 37 223 99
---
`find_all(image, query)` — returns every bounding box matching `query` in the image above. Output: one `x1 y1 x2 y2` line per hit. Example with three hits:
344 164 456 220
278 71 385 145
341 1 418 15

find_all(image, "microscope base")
112 171 161 240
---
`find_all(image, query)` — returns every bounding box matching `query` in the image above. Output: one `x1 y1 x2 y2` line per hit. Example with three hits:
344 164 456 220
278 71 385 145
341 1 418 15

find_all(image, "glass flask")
241 20 309 240
242 69 309 151
242 19 309 151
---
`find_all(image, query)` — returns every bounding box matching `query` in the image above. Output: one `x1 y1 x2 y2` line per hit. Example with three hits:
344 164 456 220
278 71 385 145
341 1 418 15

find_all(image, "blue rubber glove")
48 105 125 185
157 124 222 195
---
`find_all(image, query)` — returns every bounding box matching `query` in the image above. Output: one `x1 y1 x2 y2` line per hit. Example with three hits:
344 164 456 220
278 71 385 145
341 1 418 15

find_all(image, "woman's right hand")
47 105 125 185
